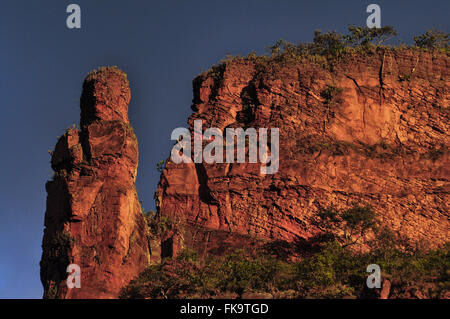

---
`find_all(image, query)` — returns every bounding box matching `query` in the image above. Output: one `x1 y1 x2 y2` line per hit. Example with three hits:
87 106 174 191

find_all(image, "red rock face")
40 67 149 299
156 49 449 256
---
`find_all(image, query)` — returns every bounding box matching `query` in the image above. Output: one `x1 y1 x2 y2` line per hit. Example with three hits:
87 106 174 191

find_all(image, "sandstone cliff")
41 48 449 299
156 48 449 258
40 67 149 299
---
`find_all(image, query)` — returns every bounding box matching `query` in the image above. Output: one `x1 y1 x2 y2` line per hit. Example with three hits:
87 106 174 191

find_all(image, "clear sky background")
0 0 448 298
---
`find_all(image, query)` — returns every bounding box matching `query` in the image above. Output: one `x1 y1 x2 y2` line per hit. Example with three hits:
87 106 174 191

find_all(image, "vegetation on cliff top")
85 66 128 83
120 238 449 299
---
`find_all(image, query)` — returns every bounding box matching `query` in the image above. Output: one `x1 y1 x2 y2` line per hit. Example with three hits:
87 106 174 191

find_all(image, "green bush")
297 242 366 289
45 230 75 261
176 248 199 263
144 212 176 238
222 26 446 74
156 160 165 173
321 85 343 103
414 29 449 50
265 25 398 62
267 39 284 56
313 205 377 247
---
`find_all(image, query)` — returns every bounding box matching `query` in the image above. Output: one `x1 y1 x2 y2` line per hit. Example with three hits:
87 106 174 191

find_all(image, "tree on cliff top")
344 25 397 47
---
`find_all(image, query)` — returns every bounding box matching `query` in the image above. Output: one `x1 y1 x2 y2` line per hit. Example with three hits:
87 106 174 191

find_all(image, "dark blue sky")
0 0 448 298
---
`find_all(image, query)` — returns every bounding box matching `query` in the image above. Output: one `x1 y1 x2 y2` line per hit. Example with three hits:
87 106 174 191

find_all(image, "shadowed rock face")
156 49 449 257
40 67 149 299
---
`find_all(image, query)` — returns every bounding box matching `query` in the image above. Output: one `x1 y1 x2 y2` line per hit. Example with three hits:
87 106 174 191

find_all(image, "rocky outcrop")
156 49 449 256
40 67 149 299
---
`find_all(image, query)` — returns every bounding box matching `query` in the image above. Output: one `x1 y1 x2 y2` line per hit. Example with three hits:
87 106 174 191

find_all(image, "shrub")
144 212 176 238
310 30 346 58
229 26 444 73
120 241 449 299
156 160 165 173
344 25 397 47
45 230 75 261
267 39 284 56
176 248 199 263
414 29 449 50
217 250 281 293
321 85 343 103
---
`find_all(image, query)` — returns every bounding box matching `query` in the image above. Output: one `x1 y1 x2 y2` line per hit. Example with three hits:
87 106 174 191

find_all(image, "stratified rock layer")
40 67 149 299
156 49 449 256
